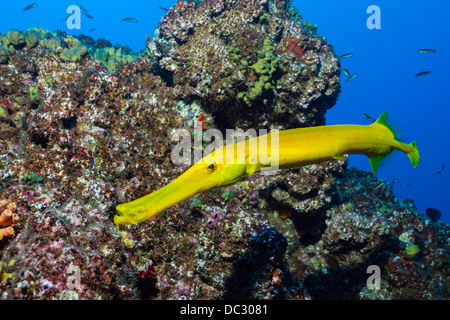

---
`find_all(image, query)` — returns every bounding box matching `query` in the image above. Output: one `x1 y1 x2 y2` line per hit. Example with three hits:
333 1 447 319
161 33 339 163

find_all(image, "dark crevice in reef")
61 115 78 130
136 267 159 300
302 244 398 299
152 63 174 87
223 228 301 299
30 131 49 149
303 264 368 299
292 211 327 246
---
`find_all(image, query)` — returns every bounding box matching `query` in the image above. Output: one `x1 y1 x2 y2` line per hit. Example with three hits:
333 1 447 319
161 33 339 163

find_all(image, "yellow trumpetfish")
114 111 419 227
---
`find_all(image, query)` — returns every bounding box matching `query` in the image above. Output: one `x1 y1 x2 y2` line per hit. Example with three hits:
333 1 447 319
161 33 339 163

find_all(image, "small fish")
436 170 441 174
158 6 169 12
339 53 353 59
82 11 94 19
373 182 384 191
442 164 445 170
24 3 37 11
415 71 431 77
77 3 89 13
392 179 399 185
418 49 436 53
89 28 97 32
345 73 357 82
363 113 376 122
406 183 413 188
122 17 138 22
343 69 351 77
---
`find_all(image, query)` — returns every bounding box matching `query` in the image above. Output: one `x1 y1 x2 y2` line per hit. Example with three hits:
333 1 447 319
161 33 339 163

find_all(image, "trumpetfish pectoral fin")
369 154 392 175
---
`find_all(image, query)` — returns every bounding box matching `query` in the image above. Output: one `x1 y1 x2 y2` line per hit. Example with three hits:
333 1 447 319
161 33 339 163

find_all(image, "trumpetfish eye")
207 163 216 173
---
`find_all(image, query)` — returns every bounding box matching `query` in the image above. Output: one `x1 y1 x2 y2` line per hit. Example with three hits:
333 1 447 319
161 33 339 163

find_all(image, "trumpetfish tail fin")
406 141 420 169
369 111 420 174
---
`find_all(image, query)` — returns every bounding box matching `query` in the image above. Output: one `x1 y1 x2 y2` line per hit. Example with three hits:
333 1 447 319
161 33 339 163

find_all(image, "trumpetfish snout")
114 149 249 227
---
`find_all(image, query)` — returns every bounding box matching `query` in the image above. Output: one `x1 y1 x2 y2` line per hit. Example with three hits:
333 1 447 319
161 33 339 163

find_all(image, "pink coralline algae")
0 0 448 300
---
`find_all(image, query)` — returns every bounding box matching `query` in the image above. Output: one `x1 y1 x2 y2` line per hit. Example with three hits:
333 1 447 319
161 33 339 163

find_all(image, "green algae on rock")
94 47 136 71
0 27 140 71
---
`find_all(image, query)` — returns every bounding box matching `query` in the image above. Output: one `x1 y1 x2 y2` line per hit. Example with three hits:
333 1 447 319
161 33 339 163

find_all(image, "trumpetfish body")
114 111 419 227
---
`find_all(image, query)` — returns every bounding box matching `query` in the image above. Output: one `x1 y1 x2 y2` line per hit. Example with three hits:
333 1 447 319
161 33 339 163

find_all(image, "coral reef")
0 0 447 300
59 36 88 63
238 38 281 104
94 47 136 72
0 27 140 71
147 0 340 130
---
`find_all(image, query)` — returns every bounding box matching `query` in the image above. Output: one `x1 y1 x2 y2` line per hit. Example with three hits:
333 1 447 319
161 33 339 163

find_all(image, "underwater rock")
0 27 140 71
94 47 136 71
5 30 26 47
148 0 341 130
0 46 9 64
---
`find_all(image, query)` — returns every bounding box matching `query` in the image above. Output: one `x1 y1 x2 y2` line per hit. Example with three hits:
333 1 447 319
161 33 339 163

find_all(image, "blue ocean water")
0 0 448 223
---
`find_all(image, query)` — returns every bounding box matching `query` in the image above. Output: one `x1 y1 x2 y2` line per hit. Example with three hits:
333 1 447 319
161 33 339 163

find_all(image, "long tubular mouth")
114 164 216 226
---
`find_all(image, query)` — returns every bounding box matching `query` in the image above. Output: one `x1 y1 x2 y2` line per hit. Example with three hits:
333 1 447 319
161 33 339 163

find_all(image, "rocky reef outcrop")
147 0 340 130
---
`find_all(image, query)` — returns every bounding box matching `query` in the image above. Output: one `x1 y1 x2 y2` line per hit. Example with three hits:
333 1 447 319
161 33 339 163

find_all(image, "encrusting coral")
0 200 18 242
